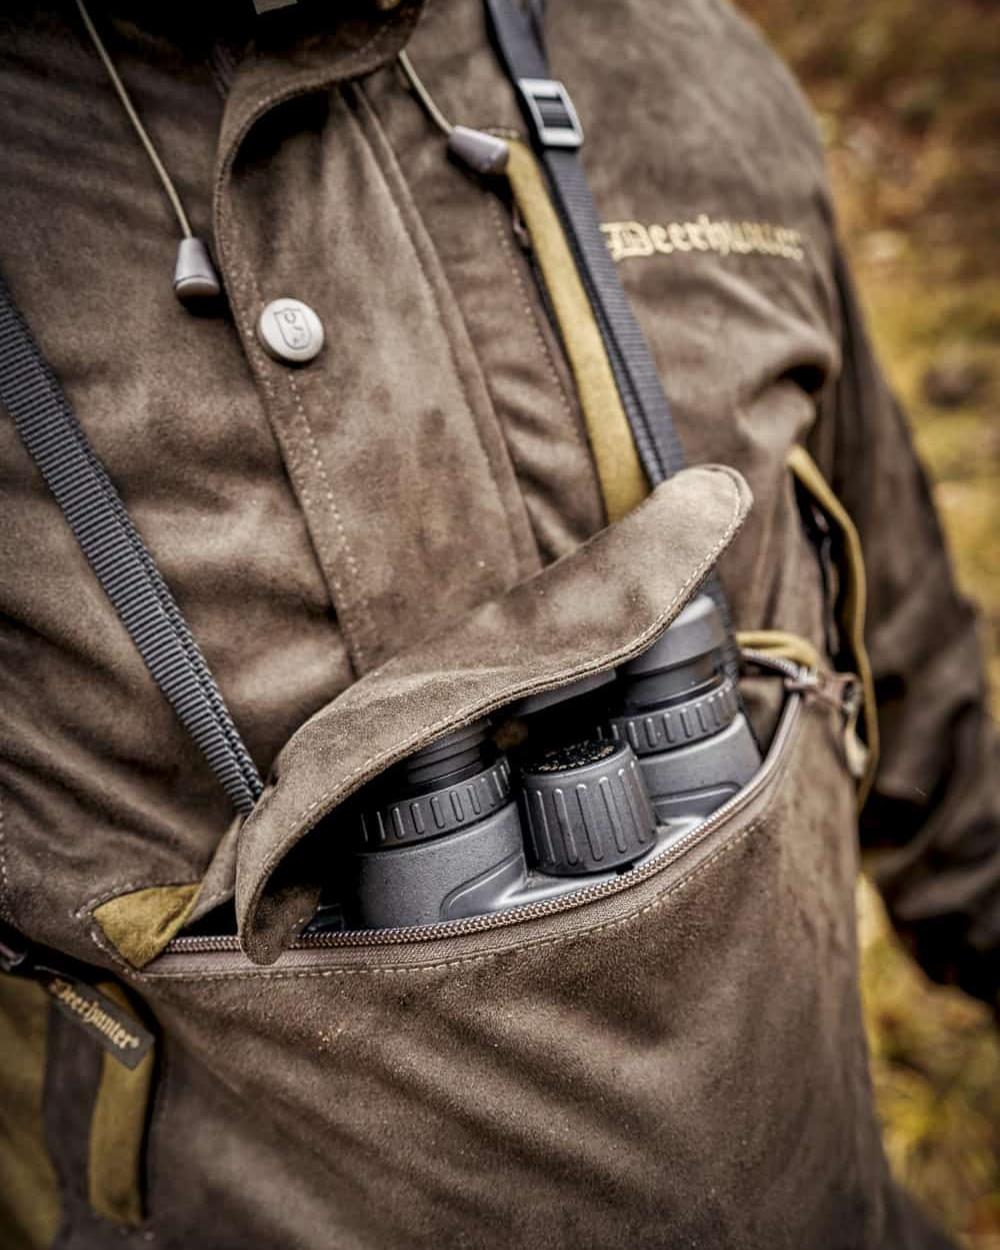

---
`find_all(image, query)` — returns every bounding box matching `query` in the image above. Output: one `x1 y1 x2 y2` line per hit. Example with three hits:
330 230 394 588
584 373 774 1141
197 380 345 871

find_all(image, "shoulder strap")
485 0 687 486
0 276 262 815
484 0 739 675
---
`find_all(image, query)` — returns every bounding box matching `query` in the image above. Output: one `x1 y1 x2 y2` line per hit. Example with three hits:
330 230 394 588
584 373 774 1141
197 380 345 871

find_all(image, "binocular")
340 595 760 930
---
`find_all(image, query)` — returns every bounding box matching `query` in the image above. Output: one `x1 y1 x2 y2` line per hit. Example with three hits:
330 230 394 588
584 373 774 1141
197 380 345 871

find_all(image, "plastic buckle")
517 78 584 148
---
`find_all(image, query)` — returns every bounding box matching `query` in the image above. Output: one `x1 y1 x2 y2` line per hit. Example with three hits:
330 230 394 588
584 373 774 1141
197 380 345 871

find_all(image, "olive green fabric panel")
0 975 61 1250
93 884 200 969
504 139 649 524
86 982 154 1228
787 444 879 799
87 1053 151 1227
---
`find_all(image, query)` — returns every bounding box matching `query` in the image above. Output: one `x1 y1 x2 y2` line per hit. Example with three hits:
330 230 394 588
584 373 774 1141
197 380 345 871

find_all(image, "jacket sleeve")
811 241 1000 1010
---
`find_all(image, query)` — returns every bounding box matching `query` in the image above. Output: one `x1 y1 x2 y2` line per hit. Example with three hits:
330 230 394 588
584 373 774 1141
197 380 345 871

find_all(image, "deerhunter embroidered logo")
602 217 806 263
41 973 154 1068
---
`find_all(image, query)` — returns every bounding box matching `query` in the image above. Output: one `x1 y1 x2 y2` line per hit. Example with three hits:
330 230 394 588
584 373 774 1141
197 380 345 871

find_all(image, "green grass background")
737 1 1000 1242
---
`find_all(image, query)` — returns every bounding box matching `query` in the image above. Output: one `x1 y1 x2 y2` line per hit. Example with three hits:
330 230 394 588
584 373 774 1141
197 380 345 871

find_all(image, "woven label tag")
41 973 154 1069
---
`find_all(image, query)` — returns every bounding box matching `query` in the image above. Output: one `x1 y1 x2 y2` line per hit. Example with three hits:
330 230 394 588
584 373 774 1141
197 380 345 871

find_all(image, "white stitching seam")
286 370 373 672
213 17 404 206
75 879 199 922
211 20 410 676
486 195 592 464
348 83 533 577
239 257 372 673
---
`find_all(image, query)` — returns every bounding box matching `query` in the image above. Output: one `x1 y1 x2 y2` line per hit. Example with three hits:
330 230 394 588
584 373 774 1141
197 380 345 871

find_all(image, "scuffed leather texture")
0 0 834 967
0 0 992 1246
132 692 945 1250
233 466 751 961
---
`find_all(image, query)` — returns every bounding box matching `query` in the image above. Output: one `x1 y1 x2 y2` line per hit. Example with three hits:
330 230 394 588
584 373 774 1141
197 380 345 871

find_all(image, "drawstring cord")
74 0 193 239
74 6 499 303
397 50 510 175
397 50 454 136
73 0 222 305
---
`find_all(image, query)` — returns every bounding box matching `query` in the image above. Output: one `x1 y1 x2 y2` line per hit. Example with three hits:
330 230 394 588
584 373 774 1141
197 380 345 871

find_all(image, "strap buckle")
517 78 584 148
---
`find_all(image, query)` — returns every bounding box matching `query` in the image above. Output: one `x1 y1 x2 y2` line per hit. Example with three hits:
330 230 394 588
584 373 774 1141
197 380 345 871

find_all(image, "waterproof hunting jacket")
0 2 997 1249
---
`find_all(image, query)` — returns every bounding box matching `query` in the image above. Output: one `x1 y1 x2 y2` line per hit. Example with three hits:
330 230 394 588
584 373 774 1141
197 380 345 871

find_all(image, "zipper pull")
838 676 869 781
0 919 154 1069
786 670 868 781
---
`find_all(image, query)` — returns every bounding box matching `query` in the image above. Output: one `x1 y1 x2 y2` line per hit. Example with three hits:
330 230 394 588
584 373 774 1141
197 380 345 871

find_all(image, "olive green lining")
0 975 61 1249
94 882 199 969
87 981 153 1228
787 445 879 801
503 138 649 523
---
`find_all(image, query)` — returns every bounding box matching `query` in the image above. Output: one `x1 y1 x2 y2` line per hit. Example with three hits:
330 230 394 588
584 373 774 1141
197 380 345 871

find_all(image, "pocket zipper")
165 656 820 957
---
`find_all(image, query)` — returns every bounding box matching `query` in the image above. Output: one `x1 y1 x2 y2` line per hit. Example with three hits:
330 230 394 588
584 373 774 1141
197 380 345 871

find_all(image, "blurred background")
737 0 1000 1244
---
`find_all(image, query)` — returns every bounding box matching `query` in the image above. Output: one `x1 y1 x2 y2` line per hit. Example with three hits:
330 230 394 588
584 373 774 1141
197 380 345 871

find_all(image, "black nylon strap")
485 0 739 678
542 149 691 483
485 0 686 486
0 276 262 815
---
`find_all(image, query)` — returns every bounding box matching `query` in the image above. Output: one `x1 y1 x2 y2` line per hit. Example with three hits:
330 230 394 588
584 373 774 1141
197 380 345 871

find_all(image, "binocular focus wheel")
357 757 513 850
610 673 740 757
521 741 657 876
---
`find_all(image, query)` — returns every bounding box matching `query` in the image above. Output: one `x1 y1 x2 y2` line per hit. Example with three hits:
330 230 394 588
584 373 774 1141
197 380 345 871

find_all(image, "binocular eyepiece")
339 595 760 930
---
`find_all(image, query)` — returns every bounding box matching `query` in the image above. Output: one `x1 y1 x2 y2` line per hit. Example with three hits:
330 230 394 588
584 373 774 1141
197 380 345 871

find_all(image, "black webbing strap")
484 0 740 677
0 276 262 815
484 0 686 486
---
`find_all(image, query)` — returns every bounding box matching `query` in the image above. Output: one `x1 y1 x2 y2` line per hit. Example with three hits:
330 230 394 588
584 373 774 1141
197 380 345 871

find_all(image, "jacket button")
256 298 325 364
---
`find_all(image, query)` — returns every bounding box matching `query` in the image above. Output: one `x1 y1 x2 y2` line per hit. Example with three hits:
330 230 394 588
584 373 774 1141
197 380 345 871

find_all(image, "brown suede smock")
0 3 994 1247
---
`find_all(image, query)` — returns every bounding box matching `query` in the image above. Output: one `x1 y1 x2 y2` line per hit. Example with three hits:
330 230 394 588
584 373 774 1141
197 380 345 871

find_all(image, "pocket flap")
237 466 752 963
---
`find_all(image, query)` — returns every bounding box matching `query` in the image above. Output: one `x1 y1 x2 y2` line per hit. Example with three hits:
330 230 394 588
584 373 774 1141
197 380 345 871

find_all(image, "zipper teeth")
168 661 807 957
